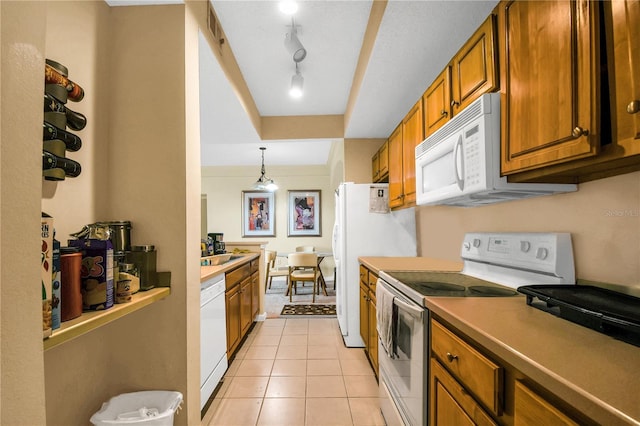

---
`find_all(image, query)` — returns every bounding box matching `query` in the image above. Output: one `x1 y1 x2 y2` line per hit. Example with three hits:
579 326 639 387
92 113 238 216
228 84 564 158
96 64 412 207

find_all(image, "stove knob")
463 242 471 251
536 247 549 260
520 241 531 252
473 238 481 248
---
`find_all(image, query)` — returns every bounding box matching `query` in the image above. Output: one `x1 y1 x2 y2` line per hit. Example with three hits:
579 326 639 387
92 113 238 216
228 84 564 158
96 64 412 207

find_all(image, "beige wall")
344 138 385 183
417 171 640 288
201 165 336 277
2 2 201 424
1 2 48 423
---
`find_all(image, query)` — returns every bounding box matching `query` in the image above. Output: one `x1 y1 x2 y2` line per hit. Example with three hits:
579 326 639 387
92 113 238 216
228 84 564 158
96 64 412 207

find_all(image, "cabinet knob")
446 352 458 362
627 100 640 114
440 110 448 117
450 100 460 108
571 126 589 138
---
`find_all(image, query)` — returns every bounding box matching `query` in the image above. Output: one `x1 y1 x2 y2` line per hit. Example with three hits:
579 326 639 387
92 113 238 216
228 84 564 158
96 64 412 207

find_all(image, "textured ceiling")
108 0 501 167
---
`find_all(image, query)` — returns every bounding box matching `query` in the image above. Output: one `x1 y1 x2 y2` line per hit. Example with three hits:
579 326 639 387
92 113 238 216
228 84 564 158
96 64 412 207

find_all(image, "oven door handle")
393 296 423 319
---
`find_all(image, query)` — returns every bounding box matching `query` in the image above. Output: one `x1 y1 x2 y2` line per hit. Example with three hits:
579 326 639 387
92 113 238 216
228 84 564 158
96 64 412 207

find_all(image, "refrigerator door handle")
332 222 340 264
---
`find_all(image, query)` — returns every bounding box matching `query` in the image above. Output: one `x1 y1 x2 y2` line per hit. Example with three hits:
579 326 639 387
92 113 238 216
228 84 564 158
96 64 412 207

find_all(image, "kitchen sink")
203 254 244 266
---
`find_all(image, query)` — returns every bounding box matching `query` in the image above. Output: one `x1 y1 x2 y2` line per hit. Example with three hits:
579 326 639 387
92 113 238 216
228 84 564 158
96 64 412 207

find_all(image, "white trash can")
90 391 183 426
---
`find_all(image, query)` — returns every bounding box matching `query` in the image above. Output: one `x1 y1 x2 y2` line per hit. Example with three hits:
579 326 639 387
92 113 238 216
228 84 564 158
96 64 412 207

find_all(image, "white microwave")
415 93 577 207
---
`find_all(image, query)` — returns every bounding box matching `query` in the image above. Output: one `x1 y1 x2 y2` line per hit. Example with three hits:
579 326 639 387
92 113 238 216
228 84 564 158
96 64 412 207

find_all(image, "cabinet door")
514 380 579 426
423 67 452 137
430 359 497 426
451 14 498 114
372 151 380 182
401 100 423 207
388 124 404 208
609 0 640 153
359 283 369 348
500 0 599 175
251 271 259 318
367 293 378 375
240 277 252 336
378 141 389 178
225 286 241 358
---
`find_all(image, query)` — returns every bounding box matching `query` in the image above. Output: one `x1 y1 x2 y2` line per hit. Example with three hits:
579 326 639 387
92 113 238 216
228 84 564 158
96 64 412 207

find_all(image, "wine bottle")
44 63 84 102
43 121 82 152
43 93 87 131
42 151 81 178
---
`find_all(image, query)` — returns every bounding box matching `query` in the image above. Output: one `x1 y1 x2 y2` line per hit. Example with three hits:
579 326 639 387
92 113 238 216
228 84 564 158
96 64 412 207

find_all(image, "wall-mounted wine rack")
42 59 86 181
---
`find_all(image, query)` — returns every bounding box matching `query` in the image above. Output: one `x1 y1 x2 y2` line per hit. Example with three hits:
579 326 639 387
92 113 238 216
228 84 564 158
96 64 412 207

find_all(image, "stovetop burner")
381 270 522 304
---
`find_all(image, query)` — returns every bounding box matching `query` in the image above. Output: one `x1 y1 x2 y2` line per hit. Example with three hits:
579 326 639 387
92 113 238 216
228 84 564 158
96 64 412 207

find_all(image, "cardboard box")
51 239 61 330
69 239 114 311
41 213 53 338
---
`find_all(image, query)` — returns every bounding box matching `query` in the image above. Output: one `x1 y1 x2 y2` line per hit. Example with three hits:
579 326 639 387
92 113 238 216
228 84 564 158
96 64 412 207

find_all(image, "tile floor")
203 317 385 426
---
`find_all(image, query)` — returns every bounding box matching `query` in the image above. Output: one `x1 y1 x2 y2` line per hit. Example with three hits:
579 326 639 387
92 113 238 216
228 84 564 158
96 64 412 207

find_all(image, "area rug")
280 304 336 317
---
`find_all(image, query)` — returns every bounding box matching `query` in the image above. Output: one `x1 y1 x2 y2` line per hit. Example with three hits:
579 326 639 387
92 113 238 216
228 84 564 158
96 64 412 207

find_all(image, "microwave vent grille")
416 94 490 158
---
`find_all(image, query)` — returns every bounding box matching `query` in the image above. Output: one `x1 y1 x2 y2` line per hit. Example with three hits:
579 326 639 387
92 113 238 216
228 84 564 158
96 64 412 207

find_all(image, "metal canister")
60 247 83 321
126 245 156 291
116 263 139 303
97 221 132 255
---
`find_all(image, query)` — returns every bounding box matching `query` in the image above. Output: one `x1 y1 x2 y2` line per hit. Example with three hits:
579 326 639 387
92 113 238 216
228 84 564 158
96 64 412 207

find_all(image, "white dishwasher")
200 273 228 411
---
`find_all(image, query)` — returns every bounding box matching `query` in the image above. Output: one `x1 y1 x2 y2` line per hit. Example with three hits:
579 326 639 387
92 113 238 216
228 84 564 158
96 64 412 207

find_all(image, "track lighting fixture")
284 18 306 63
289 63 304 98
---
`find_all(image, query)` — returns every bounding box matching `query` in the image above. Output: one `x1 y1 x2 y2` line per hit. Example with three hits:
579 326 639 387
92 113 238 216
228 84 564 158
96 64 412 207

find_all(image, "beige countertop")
426 296 640 426
200 253 259 282
360 256 639 425
358 256 463 274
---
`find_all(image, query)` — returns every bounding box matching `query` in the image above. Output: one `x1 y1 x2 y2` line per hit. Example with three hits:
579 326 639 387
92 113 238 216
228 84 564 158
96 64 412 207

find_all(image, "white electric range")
376 232 576 426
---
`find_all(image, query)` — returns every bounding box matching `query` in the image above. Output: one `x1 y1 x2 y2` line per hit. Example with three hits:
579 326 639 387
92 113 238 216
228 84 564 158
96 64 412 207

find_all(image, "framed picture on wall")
242 191 275 237
288 190 321 237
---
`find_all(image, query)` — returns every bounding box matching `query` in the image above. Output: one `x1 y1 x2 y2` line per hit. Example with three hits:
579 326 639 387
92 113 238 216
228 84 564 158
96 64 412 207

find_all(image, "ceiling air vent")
207 2 224 51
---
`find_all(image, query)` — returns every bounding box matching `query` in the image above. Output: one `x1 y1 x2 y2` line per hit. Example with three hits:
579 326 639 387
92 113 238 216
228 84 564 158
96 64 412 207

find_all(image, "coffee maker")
208 233 226 254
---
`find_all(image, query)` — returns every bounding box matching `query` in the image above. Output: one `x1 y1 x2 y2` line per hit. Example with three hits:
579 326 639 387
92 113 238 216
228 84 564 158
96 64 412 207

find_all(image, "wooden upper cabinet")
401 100 424 208
388 124 404 208
371 151 380 182
608 0 640 154
371 141 389 183
499 0 600 176
423 14 497 138
423 67 452 137
378 141 389 178
451 14 498 115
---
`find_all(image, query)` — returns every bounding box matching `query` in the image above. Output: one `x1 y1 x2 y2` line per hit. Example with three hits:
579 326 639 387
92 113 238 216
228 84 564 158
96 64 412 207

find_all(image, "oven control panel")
461 233 575 284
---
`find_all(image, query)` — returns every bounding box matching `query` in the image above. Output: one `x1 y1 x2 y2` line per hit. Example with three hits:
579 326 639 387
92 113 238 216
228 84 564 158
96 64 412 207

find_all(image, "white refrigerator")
332 183 417 347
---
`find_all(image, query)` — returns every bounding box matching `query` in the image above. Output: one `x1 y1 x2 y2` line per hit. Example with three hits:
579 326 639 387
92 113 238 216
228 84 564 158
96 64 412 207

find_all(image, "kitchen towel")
376 283 396 358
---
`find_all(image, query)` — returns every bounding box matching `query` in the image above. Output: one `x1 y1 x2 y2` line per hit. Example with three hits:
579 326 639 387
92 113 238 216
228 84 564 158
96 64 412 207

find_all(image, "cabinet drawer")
431 320 503 416
250 258 259 274
226 263 250 289
359 265 368 286
368 271 378 294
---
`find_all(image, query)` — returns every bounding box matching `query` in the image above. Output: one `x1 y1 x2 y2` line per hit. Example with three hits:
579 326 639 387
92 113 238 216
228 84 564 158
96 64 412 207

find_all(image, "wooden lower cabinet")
359 264 379 376
251 270 259 319
367 292 378 373
430 359 496 426
225 258 260 359
431 317 591 426
225 284 241 357
514 381 579 426
240 276 252 336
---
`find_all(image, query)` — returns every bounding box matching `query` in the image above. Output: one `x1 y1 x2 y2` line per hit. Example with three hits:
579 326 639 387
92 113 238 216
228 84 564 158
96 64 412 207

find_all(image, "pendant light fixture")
253 147 278 191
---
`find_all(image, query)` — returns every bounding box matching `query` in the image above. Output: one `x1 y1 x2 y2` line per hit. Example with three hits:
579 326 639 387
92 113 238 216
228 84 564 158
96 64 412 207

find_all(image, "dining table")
277 250 333 296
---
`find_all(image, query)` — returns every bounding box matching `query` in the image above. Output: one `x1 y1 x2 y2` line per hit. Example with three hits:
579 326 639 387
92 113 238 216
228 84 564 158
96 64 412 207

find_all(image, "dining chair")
295 246 315 252
287 252 319 302
264 250 289 292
